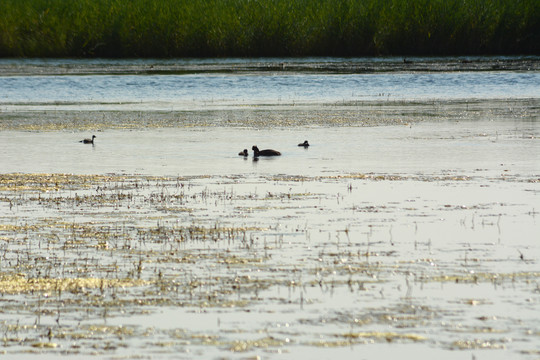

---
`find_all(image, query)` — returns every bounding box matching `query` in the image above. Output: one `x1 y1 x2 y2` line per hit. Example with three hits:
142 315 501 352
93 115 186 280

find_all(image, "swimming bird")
252 145 281 157
298 140 309 147
80 135 96 144
239 149 248 156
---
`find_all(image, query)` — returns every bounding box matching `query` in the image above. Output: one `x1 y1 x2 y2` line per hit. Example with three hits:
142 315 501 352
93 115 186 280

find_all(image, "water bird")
80 135 96 144
238 149 248 156
298 140 310 147
252 145 281 157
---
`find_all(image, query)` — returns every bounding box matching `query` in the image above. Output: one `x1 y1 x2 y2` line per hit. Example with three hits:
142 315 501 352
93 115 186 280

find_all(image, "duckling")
252 145 281 157
298 140 309 147
80 135 96 144
238 149 248 156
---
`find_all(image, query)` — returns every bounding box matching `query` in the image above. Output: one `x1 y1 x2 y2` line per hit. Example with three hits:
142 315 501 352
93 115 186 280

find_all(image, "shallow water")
1 56 539 112
0 119 539 177
1 72 539 114
0 57 539 359
1 71 539 111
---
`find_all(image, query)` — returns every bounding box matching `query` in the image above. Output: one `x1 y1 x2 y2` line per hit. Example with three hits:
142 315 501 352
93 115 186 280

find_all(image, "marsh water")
0 57 539 359
1 57 540 112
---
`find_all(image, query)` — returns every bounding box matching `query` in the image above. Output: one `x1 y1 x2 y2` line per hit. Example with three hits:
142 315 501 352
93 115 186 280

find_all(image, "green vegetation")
0 0 538 57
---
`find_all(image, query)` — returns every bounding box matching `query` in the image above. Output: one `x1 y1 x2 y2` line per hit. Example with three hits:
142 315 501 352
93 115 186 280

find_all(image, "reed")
0 0 538 57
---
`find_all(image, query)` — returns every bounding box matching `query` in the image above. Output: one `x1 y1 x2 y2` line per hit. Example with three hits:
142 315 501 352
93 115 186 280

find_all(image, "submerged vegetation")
0 0 538 57
0 171 538 356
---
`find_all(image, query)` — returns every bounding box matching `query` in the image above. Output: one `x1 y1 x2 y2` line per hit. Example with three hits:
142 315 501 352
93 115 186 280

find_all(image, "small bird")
298 140 309 147
252 145 281 157
238 149 248 156
80 135 96 144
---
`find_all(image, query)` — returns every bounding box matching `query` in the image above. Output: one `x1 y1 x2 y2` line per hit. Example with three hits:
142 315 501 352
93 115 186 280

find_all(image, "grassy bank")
0 0 538 57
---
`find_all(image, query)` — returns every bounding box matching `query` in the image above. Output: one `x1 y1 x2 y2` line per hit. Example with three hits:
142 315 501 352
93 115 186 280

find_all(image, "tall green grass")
0 0 538 57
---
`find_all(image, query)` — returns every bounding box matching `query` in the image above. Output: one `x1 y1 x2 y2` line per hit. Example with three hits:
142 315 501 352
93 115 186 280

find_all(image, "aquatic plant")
0 274 148 295
0 0 538 57
0 171 538 357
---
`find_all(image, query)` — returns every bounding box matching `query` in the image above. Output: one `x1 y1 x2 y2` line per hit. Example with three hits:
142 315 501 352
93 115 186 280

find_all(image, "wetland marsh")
0 57 539 359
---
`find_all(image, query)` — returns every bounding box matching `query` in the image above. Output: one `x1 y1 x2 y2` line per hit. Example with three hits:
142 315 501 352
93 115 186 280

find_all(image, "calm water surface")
1 120 539 176
1 57 539 111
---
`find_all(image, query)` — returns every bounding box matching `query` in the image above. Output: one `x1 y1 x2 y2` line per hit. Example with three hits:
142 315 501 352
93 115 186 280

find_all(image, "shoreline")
1 56 539 76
